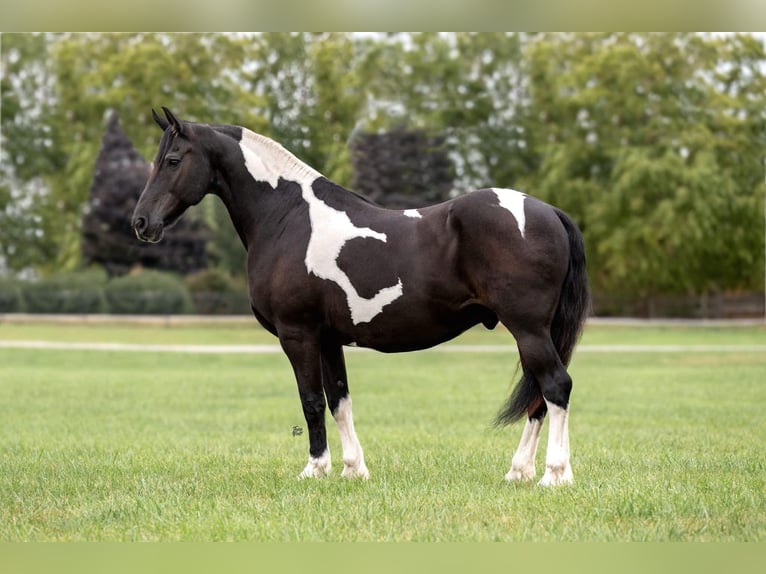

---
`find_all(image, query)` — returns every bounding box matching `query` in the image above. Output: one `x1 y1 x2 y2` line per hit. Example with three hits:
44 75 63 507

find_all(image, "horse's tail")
495 208 590 426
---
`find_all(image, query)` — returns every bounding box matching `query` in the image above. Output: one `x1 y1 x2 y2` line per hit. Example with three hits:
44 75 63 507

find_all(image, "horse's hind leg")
505 398 545 482
512 331 574 486
320 335 369 479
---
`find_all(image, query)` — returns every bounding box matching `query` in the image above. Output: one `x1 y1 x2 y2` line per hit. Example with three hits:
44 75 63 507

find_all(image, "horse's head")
132 107 212 243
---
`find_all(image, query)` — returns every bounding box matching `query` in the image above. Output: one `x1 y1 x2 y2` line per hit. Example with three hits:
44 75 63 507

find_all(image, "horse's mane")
209 123 377 206
209 124 320 185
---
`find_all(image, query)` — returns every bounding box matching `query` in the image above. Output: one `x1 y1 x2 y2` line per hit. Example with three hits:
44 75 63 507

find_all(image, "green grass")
0 321 269 345
1 322 765 541
2 318 766 346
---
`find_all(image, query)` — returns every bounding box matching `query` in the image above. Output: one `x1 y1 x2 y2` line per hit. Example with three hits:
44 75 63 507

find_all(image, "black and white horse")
132 108 590 486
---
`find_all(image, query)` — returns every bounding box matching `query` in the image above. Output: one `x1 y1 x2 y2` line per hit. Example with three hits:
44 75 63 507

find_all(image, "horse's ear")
152 108 169 131
161 106 184 136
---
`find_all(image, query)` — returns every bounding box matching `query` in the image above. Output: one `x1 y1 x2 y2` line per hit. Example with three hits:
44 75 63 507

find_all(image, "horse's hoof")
298 465 331 479
504 466 535 482
341 463 370 480
298 453 332 479
537 464 573 486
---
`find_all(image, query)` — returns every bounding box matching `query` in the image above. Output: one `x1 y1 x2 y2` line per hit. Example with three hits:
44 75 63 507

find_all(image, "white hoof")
298 451 331 479
504 464 536 482
537 463 573 487
341 461 370 480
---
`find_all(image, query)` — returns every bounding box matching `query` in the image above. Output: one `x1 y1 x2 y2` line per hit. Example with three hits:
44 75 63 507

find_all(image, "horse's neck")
214 128 323 249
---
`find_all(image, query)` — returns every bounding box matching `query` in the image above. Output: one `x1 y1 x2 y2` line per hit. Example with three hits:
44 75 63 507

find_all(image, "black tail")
495 208 591 426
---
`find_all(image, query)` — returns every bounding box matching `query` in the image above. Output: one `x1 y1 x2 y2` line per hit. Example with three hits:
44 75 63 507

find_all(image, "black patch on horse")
337 236 401 300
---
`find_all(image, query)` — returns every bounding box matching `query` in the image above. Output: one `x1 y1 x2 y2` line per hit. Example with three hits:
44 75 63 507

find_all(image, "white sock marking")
491 188 526 238
298 447 332 479
334 397 369 479
505 417 542 482
538 401 573 486
403 209 422 219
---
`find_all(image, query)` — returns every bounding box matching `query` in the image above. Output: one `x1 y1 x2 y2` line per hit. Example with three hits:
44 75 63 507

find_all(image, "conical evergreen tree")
350 127 455 209
82 111 209 276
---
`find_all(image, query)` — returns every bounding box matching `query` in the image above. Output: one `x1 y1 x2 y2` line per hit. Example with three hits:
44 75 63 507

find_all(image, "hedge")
21 270 108 314
0 278 24 313
104 271 196 315
0 269 199 315
185 269 251 315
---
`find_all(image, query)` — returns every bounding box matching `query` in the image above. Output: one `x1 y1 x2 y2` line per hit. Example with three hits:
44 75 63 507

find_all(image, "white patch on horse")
239 128 321 188
334 396 369 479
298 447 332 479
302 181 403 325
403 209 422 219
538 401 573 486
505 416 543 482
491 188 527 238
237 128 403 325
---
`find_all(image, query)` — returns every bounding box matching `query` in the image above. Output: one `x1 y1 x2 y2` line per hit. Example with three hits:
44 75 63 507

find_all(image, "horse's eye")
167 158 181 167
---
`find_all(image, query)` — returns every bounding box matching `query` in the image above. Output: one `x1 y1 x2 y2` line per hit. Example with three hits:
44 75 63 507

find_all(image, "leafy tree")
1 32 264 275
248 33 370 186
2 32 764 308
0 34 61 273
359 33 524 190
517 33 766 299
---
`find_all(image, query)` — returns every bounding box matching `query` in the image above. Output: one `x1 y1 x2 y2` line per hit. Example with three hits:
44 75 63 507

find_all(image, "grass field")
0 320 764 541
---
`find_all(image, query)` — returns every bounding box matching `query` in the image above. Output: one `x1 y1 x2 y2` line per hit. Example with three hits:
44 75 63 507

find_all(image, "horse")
132 107 590 486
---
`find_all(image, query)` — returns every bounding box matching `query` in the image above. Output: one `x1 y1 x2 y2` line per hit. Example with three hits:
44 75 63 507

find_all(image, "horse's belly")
347 302 496 353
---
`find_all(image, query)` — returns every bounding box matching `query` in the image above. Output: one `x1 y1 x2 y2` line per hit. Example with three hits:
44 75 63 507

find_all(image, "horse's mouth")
138 231 164 243
136 229 164 243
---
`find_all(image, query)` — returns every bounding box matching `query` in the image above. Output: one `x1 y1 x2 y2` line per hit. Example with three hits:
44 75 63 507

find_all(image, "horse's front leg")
320 336 369 479
279 329 331 479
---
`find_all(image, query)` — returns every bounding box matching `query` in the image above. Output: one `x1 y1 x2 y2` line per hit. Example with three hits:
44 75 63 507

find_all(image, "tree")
350 127 454 208
359 33 525 190
81 112 209 276
0 34 61 273
248 33 371 186
517 33 766 299
3 32 764 307
1 32 264 275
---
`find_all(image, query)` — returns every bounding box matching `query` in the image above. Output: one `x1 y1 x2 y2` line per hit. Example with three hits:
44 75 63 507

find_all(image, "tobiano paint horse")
132 107 590 486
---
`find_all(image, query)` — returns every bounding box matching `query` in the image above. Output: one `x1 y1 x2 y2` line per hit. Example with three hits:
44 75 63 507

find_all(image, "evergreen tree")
350 127 454 208
81 112 209 276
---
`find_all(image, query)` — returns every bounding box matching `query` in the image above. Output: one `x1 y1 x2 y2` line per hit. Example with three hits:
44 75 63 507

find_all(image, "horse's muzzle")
132 216 164 243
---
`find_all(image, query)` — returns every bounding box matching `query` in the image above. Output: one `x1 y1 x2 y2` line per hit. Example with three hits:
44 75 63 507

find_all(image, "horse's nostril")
133 216 147 233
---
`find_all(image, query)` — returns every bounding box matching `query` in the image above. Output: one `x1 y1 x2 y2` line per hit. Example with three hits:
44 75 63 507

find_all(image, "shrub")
105 270 196 315
21 270 108 314
0 278 24 313
185 268 250 314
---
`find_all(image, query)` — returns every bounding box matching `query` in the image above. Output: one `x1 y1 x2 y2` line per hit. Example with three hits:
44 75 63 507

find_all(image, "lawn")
0 320 764 541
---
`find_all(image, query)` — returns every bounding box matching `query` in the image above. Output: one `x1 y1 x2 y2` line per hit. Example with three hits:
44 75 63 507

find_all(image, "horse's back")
445 188 569 259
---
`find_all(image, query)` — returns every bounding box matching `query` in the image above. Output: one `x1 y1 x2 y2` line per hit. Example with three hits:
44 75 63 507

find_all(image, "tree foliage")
247 33 372 186
1 32 764 304
359 33 525 189
517 33 766 296
1 32 262 275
